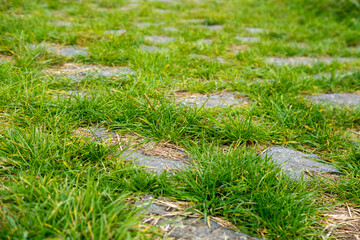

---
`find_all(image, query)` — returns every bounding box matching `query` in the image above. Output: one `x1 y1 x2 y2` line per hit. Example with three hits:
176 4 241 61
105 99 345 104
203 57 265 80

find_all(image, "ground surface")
0 0 359 239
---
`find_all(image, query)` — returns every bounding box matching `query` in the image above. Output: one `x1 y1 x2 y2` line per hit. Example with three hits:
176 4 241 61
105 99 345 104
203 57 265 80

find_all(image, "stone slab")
162 27 181 33
139 45 162 53
145 36 175 44
178 92 247 108
244 27 264 34
54 46 89 57
44 64 136 81
123 150 188 174
306 93 360 107
266 57 357 66
262 146 342 180
207 25 223 31
104 29 126 35
235 36 259 43
140 195 256 240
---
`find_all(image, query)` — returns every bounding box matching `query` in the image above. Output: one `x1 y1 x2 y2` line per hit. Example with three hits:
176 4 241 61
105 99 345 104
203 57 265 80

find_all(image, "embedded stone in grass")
145 36 175 44
52 20 73 27
266 57 357 66
178 92 247 108
140 196 256 239
207 24 223 31
123 150 188 174
139 45 162 53
104 29 126 35
0 55 14 63
180 19 205 24
74 127 119 145
155 9 171 13
306 93 360 108
120 3 139 11
244 27 264 34
162 27 181 33
134 22 164 28
54 46 89 57
196 38 213 45
229 45 250 55
43 63 137 81
235 36 260 42
262 146 342 180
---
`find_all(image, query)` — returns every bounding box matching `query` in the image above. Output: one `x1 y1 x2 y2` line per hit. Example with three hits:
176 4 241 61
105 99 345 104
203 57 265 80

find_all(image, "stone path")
54 46 89 57
177 92 248 108
306 93 360 108
140 195 256 240
266 57 357 66
235 36 260 43
139 45 162 53
145 36 175 45
43 63 136 81
262 146 342 180
104 29 127 35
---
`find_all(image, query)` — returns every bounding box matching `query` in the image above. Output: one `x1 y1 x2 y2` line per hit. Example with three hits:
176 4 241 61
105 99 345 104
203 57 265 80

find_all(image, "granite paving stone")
139 45 162 53
123 149 189 174
244 27 264 34
54 46 89 57
307 93 360 108
139 195 256 239
266 57 357 66
207 24 223 31
104 29 127 35
235 36 260 42
145 35 175 44
178 92 247 108
262 146 342 180
44 63 137 81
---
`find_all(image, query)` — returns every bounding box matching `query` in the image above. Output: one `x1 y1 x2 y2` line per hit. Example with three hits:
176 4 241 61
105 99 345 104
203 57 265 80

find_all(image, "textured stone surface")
123 150 188 174
44 63 136 81
55 46 89 57
52 20 72 27
135 22 164 28
140 195 256 240
307 93 360 107
145 36 175 44
197 39 213 45
179 92 247 108
65 90 88 98
139 45 161 53
244 27 264 34
207 24 223 31
120 3 139 11
235 36 259 42
262 146 342 180
266 57 357 66
104 29 126 35
162 27 181 33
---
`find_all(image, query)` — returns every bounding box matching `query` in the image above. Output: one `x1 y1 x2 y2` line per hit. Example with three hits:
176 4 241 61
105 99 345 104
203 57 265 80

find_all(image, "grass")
0 0 359 239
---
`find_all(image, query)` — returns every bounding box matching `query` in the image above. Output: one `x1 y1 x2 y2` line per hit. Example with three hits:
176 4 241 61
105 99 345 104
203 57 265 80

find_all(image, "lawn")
0 0 359 239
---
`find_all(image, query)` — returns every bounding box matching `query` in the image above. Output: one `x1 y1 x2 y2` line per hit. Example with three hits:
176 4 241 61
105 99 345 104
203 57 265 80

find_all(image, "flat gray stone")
266 57 357 66
180 19 205 24
262 146 342 180
120 3 139 11
52 20 73 27
162 27 181 33
197 39 213 45
134 22 164 28
123 150 188 174
45 64 136 82
55 46 89 57
179 93 247 108
307 93 360 107
139 45 162 53
145 36 175 44
244 27 264 34
235 36 259 42
104 29 126 35
207 24 223 31
140 196 255 240
88 127 115 142
65 90 89 98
